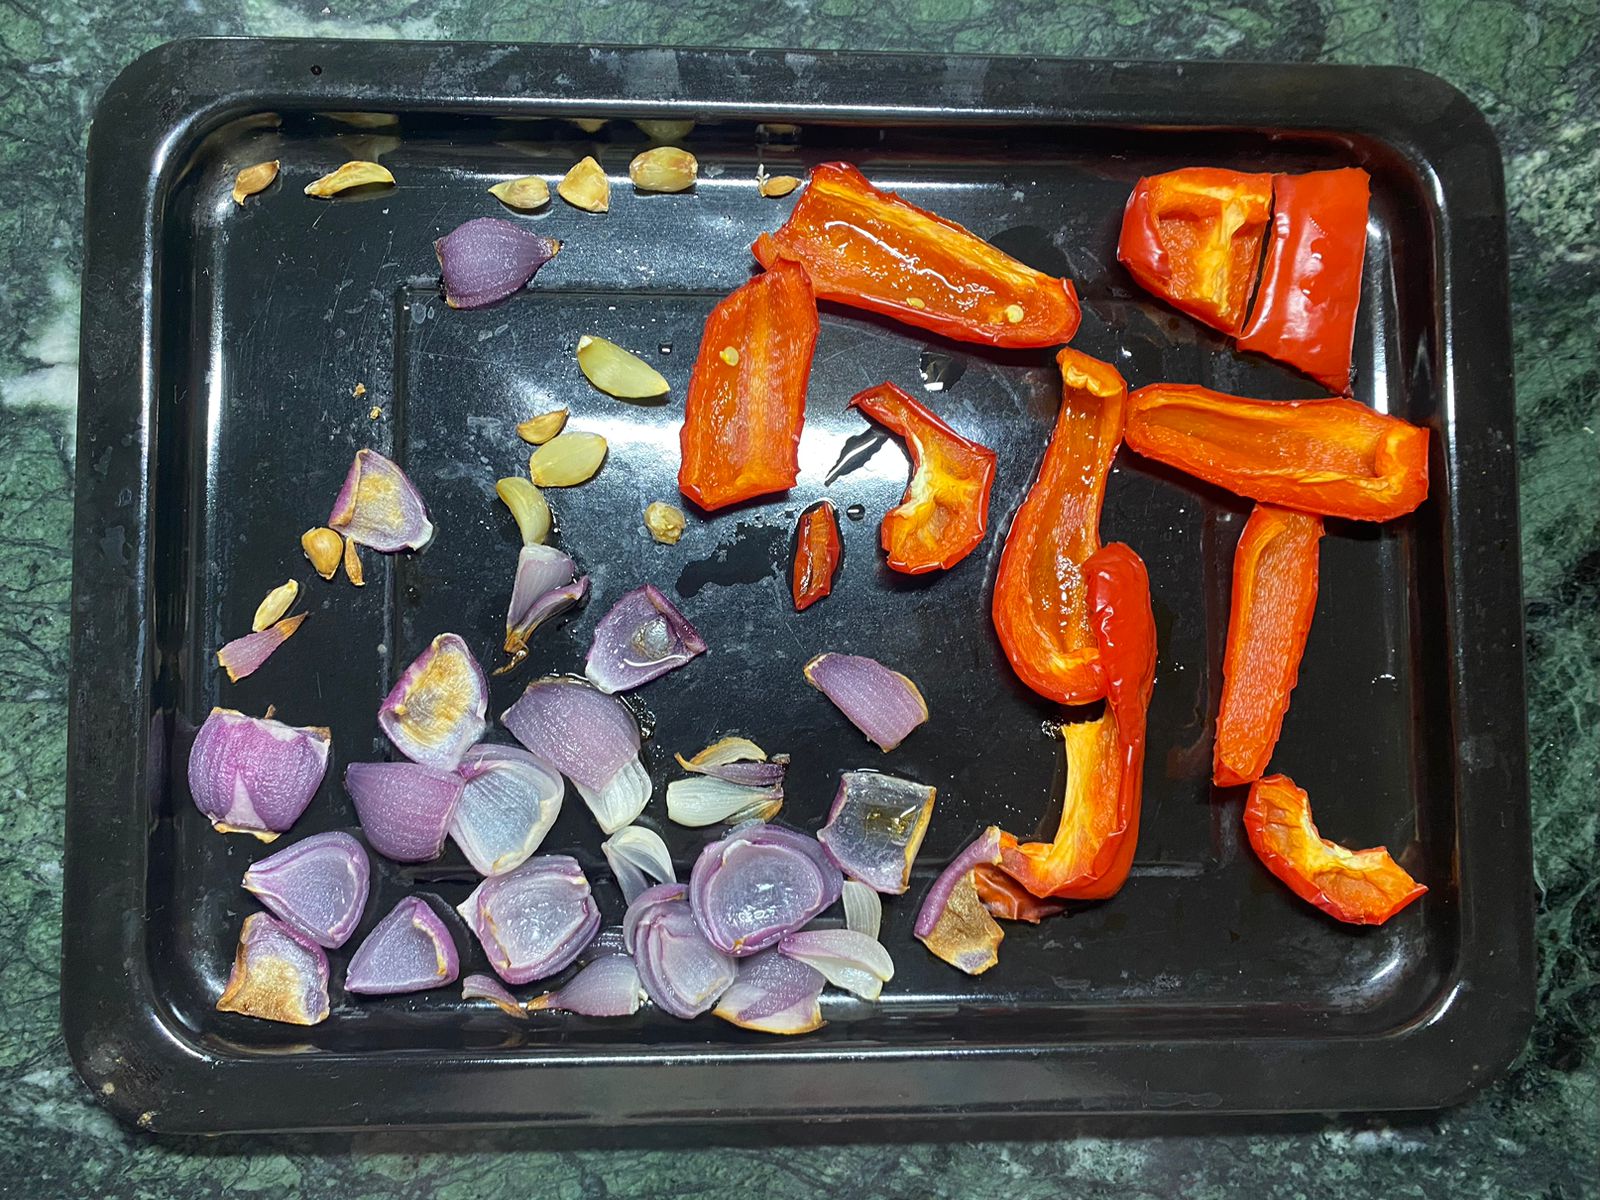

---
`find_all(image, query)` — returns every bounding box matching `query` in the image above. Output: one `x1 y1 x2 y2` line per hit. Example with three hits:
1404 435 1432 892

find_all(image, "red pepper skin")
1213 505 1323 787
1244 773 1426 925
1125 384 1429 521
1237 168 1371 394
999 542 1156 900
678 257 819 511
992 349 1127 704
1117 167 1274 337
847 382 998 574
972 865 1067 923
752 162 1081 349
791 500 842 610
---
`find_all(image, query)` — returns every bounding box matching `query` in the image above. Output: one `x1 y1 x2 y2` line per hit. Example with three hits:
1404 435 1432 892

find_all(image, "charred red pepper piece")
1237 168 1371 394
678 258 819 511
848 382 998 574
1244 773 1426 925
1214 505 1323 787
992 349 1127 704
1117 167 1274 336
753 162 1081 349
791 500 842 610
1125 384 1429 521
999 543 1156 900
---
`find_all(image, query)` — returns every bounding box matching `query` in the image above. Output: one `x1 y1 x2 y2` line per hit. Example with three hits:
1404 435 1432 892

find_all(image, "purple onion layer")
803 653 929 751
817 770 936 895
457 855 600 984
689 822 843 957
528 954 646 1017
713 948 826 1034
242 831 370 948
215 913 331 1026
188 707 330 840
584 585 707 694
450 744 565 876
346 896 461 995
627 885 737 1018
379 633 489 770
914 826 1006 976
328 448 434 552
345 760 465 862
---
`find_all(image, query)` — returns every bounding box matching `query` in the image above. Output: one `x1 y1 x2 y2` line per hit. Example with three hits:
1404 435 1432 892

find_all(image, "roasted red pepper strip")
678 257 819 511
973 864 1067 923
1117 167 1274 336
1244 773 1426 925
1125 384 1429 521
1214 505 1322 787
791 500 842 610
752 162 1081 349
999 543 1156 900
992 349 1127 704
848 382 997 573
1237 168 1371 394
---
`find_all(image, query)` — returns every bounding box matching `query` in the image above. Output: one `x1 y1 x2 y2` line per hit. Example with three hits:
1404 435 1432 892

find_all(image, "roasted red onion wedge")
188 708 330 840
803 653 928 751
379 633 488 770
461 972 527 1017
328 448 434 552
674 737 789 788
713 948 825 1034
915 826 1006 975
345 761 465 862
241 831 370 948
779 928 895 1001
450 744 564 876
215 913 330 1026
817 770 936 894
527 954 647 1017
689 822 843 956
345 896 461 995
602 824 677 904
457 855 600 984
625 884 736 1018
584 584 707 694
436 216 561 309
501 678 651 833
216 613 306 682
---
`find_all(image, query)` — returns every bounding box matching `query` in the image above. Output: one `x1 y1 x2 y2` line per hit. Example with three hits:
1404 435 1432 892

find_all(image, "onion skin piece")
216 914 330 1026
435 217 561 310
450 744 565 876
188 708 330 840
328 448 434 552
378 633 489 771
462 972 527 1017
216 613 306 682
626 885 737 1018
528 954 647 1016
689 823 843 957
817 770 935 894
345 761 465 863
345 896 461 995
457 856 601 984
915 826 1006 975
803 653 929 752
241 831 370 948
584 584 708 694
714 949 825 1034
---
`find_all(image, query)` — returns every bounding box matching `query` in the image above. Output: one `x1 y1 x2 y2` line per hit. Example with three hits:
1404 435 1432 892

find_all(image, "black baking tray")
64 39 1533 1133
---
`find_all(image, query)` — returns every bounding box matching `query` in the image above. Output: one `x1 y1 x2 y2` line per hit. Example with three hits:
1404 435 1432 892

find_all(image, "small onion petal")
803 653 929 751
674 737 788 787
328 448 434 552
188 708 330 840
501 678 648 833
505 545 577 650
528 954 646 1016
462 972 527 1017
584 585 707 694
666 776 783 828
216 913 330 1026
457 855 600 983
575 757 653 835
345 896 461 995
602 825 677 904
778 928 895 1001
713 949 825 1034
626 886 736 1018
841 879 882 940
242 831 370 948
450 744 565 876
216 613 306 682
500 578 590 673
915 827 1006 976
689 823 843 957
379 633 489 770
345 761 465 862
436 216 561 310
817 771 936 895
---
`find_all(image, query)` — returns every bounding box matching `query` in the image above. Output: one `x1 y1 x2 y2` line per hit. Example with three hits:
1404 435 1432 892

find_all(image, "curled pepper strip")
848 382 998 574
1125 383 1429 522
1117 166 1274 337
999 542 1157 900
678 257 819 511
753 162 1081 349
992 349 1127 704
1214 505 1323 787
1244 773 1426 925
791 500 842 610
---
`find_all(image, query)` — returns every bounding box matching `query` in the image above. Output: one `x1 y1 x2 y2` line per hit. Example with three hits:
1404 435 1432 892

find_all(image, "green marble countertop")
3 2 1595 1195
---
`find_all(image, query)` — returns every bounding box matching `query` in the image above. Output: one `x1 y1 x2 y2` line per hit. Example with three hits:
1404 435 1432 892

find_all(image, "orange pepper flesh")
848 382 998 574
752 162 1081 349
678 257 819 511
1213 504 1323 787
1117 166 1274 336
1125 384 1429 521
791 500 842 611
992 349 1127 704
1244 773 1426 925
